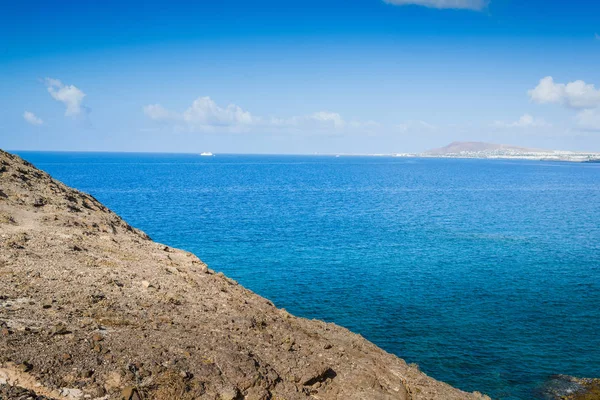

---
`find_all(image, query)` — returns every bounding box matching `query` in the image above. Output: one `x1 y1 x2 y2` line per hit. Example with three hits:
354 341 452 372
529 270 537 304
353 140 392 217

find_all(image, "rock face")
542 375 600 400
0 149 490 400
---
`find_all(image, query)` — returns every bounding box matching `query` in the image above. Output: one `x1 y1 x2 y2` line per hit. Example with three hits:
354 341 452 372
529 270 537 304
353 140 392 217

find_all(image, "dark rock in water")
541 375 600 400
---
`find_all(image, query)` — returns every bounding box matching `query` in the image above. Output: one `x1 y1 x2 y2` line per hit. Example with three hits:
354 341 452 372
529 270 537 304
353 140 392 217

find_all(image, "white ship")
200 152 213 156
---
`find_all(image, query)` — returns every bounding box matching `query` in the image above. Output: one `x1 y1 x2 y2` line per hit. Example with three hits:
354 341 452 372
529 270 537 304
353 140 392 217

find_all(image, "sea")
15 152 600 400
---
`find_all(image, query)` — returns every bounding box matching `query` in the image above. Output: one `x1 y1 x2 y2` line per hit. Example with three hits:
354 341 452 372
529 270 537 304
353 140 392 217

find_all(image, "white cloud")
383 0 488 11
349 120 381 130
528 77 564 105
277 111 347 130
143 104 177 121
23 111 43 126
44 78 87 117
529 76 600 132
576 109 600 131
144 96 368 134
144 97 256 132
306 111 345 129
396 120 436 132
182 97 256 128
493 114 551 128
528 76 600 109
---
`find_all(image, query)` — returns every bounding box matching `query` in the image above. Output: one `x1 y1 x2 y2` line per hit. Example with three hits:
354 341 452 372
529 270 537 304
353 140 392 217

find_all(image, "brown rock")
19 361 33 372
92 333 104 342
103 372 122 392
121 386 141 400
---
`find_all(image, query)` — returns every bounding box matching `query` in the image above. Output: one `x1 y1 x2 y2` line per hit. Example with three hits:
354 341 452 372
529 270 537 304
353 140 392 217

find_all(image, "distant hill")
424 141 542 155
402 141 600 162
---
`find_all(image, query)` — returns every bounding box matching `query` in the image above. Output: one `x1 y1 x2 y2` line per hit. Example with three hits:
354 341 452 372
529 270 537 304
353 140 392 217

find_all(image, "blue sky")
2 0 600 153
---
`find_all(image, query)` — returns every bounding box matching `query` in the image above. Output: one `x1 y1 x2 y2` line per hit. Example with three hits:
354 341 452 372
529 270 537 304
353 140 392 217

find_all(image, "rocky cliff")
0 149 490 400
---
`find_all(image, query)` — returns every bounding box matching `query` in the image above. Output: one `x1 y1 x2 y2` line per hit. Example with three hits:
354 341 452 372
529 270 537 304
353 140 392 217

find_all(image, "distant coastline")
393 141 600 163
9 145 600 162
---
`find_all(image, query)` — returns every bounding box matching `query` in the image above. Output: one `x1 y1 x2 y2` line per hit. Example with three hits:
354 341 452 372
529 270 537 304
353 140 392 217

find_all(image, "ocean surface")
15 152 600 399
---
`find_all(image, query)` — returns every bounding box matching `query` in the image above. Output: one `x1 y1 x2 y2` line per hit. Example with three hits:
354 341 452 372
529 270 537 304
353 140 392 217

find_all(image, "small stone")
122 386 140 400
165 266 178 274
1 328 12 336
62 373 77 385
217 387 240 400
83 369 95 378
192 260 209 273
62 353 72 361
85 384 105 398
167 294 182 305
51 324 71 335
103 371 122 392
130 361 143 371
90 293 106 303
138 369 152 379
92 333 104 342
60 388 83 398
324 343 332 349
179 371 193 379
141 280 151 288
19 361 33 372
0 370 8 385
33 197 46 207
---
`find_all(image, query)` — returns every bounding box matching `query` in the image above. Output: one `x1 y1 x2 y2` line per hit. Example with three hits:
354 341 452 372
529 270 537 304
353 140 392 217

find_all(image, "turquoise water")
16 152 600 399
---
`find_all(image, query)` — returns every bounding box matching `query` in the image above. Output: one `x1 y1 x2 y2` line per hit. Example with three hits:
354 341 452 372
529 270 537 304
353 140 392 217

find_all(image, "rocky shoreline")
541 375 600 400
0 149 493 399
1 149 598 400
